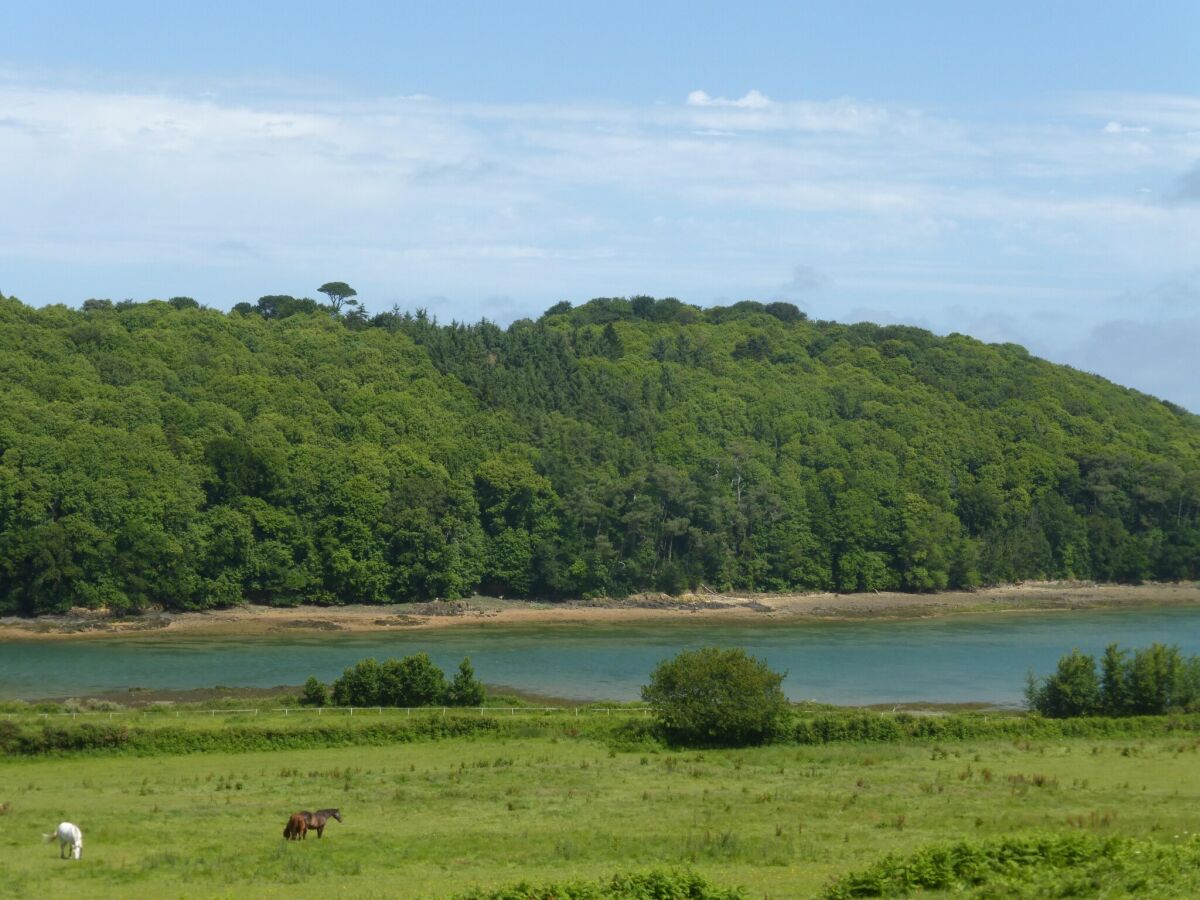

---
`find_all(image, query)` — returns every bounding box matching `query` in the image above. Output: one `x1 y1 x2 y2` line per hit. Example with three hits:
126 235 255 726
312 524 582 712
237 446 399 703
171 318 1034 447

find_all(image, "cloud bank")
0 75 1197 408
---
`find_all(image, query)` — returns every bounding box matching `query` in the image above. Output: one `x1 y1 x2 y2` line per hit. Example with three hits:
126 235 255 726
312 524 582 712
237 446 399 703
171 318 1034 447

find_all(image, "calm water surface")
2 606 1198 705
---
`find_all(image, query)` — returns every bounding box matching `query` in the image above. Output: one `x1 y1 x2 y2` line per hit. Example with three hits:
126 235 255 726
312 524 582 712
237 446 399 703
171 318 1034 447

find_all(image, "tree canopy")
0 292 1197 615
318 282 358 315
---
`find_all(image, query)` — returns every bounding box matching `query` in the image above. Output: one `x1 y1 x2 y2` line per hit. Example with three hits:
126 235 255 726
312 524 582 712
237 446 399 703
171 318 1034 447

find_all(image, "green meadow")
2 715 1199 898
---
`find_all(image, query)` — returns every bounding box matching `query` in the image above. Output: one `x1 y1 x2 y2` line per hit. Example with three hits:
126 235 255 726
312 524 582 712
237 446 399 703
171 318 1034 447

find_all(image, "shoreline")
2 581 1198 642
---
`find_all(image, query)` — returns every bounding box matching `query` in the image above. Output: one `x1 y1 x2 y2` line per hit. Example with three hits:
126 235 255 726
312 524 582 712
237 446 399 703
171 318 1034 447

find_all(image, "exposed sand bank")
2 582 1198 641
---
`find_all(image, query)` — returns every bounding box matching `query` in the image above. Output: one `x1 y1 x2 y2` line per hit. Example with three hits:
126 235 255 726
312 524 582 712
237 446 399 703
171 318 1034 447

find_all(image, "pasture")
1 719 1199 898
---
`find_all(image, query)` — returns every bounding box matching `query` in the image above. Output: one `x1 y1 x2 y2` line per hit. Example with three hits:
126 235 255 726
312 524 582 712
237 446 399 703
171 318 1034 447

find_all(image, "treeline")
1 291 1199 614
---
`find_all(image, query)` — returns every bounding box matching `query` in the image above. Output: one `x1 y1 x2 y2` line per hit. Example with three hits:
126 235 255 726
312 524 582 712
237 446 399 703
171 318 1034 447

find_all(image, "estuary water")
1 606 1198 706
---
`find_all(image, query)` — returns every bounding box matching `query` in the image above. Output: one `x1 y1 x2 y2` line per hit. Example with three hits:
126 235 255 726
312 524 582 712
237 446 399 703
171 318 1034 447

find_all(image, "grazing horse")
43 822 83 859
282 813 308 840
301 808 342 838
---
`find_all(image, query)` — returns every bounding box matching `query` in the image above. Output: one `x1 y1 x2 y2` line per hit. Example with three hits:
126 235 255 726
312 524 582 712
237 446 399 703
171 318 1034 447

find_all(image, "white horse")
43 822 83 859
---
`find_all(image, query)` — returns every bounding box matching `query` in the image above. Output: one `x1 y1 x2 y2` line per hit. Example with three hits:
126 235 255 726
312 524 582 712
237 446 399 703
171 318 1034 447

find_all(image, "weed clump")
452 869 747 899
823 833 1200 898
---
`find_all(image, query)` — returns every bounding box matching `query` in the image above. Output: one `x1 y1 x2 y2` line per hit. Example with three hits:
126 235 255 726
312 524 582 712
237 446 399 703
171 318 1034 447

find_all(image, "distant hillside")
1 292 1197 615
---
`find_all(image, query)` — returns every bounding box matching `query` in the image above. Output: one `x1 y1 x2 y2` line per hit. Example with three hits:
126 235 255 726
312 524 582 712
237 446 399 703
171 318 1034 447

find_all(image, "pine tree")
445 657 486 707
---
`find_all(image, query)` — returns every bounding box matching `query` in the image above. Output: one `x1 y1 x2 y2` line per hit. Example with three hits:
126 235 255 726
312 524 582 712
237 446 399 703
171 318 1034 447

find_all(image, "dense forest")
1 291 1198 615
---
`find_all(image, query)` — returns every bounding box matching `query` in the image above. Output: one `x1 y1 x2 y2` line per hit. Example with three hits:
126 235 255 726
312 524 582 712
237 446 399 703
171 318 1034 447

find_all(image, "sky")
2 1 1198 409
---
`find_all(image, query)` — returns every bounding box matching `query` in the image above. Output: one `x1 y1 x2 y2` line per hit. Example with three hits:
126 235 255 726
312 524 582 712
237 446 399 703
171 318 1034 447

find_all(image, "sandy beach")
2 581 1198 641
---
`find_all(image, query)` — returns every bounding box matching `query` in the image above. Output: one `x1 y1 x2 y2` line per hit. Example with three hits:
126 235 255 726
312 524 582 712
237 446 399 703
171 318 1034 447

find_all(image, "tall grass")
823 833 1200 898
4 708 1200 758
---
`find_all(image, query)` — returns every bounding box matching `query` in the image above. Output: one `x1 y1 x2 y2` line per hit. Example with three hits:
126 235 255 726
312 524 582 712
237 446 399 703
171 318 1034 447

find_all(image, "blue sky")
2 2 1198 408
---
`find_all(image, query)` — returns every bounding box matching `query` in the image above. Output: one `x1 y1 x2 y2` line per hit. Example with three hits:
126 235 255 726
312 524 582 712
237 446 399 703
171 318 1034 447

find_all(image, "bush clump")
300 676 328 707
823 833 1200 898
1026 643 1200 718
331 654 486 707
453 869 747 899
641 647 788 746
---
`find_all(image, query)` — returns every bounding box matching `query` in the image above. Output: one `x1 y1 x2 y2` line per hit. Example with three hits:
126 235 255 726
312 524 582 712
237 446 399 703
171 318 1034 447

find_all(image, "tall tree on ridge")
318 281 358 315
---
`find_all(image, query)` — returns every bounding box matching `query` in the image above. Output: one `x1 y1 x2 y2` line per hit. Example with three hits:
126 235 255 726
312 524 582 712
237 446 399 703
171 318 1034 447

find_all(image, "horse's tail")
42 832 56 843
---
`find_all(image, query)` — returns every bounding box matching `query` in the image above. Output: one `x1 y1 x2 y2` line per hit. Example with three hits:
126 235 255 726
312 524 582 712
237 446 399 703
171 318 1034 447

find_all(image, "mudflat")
1 581 1197 641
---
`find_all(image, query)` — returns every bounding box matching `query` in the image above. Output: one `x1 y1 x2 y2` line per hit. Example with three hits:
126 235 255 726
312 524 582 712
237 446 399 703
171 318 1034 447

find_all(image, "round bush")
641 647 789 746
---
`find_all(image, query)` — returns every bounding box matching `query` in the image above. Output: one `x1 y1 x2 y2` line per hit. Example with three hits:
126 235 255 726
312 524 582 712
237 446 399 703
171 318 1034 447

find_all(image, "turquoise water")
1 607 1198 705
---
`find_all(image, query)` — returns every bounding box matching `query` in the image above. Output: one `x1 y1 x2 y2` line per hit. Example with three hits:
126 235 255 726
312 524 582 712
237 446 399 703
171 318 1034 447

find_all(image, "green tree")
641 647 789 746
445 657 486 706
318 281 358 315
300 675 328 707
1100 643 1129 715
379 653 447 707
0 293 1198 616
331 658 383 706
1126 643 1187 714
1026 649 1100 718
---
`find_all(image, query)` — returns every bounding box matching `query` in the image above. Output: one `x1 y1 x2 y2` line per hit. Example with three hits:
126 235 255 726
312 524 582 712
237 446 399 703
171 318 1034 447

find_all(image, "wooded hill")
1 292 1198 615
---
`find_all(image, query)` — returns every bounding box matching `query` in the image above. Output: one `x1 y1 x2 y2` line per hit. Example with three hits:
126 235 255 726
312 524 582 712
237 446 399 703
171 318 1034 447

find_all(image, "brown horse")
283 812 308 840
301 808 342 838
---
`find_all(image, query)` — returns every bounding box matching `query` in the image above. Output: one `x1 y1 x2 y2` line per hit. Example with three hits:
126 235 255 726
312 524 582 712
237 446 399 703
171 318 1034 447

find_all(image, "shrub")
331 657 384 706
445 657 487 707
1028 643 1200 718
823 833 1200 898
331 653 449 707
1025 649 1101 718
1124 643 1198 714
452 869 747 899
300 676 328 707
380 653 446 707
641 647 788 746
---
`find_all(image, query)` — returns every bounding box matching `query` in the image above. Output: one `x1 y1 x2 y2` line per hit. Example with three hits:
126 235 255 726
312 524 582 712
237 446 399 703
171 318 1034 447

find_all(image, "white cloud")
1103 121 1151 134
1074 93 1200 130
686 89 772 109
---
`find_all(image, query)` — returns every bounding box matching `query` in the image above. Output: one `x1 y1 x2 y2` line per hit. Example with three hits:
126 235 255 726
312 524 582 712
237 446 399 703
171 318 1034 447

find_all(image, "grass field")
2 720 1199 898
